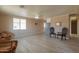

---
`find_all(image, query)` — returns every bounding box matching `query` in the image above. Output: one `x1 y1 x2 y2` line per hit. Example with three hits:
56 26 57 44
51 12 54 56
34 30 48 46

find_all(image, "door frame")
69 14 78 37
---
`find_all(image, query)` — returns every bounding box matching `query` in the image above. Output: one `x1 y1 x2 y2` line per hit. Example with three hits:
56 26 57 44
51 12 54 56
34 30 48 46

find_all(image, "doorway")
43 22 50 35
70 15 77 37
71 20 77 34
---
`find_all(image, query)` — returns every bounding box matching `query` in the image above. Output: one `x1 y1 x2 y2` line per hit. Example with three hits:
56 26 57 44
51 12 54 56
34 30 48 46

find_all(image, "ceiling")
0 5 79 18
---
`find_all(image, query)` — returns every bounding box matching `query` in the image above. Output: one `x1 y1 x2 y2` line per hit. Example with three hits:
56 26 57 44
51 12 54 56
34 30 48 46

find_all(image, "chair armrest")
10 40 18 53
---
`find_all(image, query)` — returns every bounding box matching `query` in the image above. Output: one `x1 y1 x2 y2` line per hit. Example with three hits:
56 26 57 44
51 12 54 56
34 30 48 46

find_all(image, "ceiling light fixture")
35 16 39 19
20 5 24 8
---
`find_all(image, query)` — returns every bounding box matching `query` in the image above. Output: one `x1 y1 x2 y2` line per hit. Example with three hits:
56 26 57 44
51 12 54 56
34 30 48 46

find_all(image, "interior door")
71 20 77 34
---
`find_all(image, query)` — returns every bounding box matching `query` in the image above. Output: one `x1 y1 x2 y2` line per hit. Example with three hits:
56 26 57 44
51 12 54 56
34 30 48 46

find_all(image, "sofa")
0 40 18 53
0 31 18 53
0 31 15 40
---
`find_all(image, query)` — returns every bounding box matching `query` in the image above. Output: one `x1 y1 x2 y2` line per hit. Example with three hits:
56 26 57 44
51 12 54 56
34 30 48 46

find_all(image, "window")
13 18 26 30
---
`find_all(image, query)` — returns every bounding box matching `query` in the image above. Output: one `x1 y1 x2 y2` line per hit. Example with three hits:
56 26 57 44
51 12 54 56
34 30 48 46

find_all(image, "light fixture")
35 16 39 19
20 5 24 8
56 22 61 26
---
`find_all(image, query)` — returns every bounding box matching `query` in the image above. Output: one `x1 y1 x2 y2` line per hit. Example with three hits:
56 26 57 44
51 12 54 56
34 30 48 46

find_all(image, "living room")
0 5 79 53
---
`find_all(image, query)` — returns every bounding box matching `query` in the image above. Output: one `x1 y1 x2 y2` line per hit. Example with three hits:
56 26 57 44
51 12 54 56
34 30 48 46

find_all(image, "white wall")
0 14 44 38
50 14 69 34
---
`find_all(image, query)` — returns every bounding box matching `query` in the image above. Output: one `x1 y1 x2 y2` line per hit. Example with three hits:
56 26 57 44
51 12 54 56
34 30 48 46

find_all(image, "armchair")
57 27 68 40
49 27 56 38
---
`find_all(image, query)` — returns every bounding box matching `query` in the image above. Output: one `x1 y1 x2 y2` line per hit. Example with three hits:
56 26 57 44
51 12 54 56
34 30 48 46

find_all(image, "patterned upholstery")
0 31 17 53
0 31 15 40
0 40 18 53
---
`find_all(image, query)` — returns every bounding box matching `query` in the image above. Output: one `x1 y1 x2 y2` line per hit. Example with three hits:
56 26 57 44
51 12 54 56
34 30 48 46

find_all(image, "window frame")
13 17 26 30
